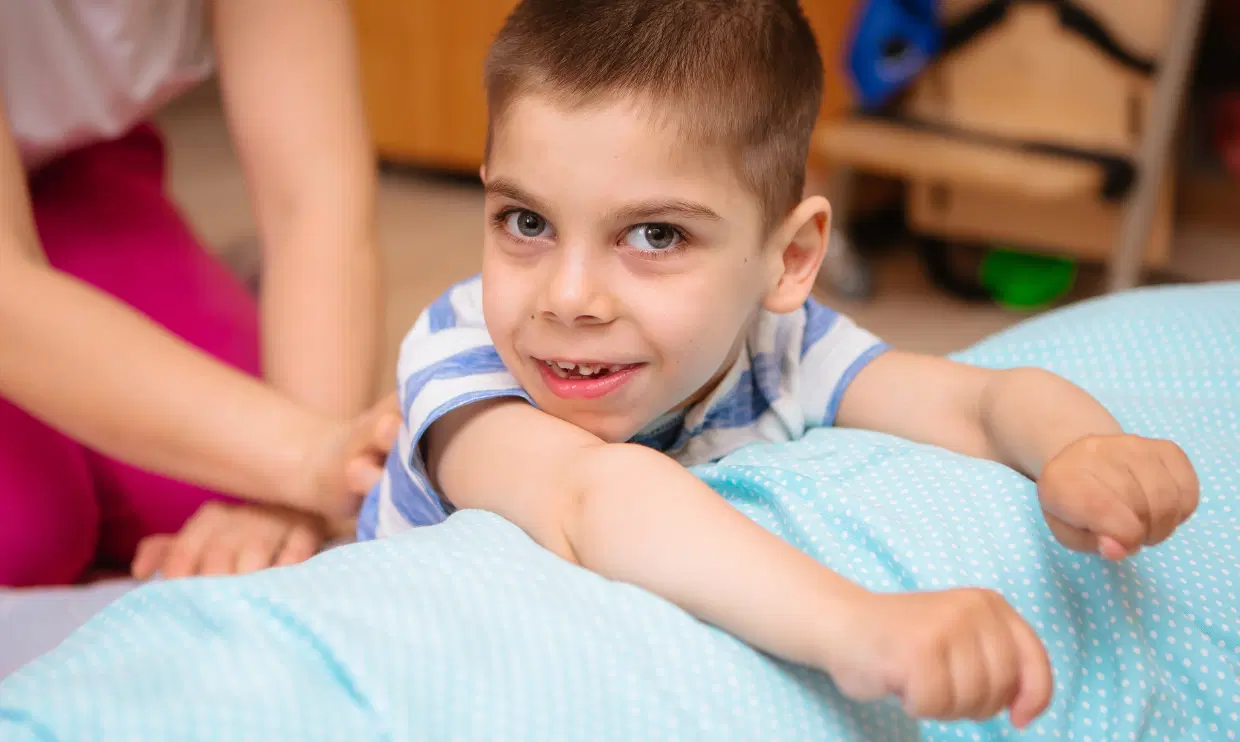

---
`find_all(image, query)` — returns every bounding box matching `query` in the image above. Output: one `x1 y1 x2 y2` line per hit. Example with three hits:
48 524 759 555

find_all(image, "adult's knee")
0 401 99 587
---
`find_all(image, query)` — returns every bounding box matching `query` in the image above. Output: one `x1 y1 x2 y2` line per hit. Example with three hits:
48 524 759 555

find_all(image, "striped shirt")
358 275 889 540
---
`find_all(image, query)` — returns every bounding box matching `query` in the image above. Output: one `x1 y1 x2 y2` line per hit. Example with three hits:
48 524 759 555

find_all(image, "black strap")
942 0 1158 77
867 112 1136 201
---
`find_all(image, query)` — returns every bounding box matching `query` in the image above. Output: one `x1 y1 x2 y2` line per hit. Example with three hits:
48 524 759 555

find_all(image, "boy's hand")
297 391 402 518
132 501 331 580
825 588 1052 728
1037 434 1199 560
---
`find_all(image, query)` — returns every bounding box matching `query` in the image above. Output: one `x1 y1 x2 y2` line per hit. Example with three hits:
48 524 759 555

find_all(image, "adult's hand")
297 391 402 518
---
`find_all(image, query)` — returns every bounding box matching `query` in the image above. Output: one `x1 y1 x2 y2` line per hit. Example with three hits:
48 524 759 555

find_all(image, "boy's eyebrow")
484 179 552 215
485 178 722 224
612 200 723 223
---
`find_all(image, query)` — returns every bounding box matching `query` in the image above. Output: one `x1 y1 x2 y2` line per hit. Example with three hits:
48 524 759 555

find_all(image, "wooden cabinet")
351 0 861 173
351 0 517 172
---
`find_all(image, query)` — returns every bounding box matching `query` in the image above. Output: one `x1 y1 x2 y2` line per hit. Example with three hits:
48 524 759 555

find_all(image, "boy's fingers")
1007 617 1053 729
947 637 988 719
1043 514 1100 554
1157 441 1200 526
1097 535 1129 561
1079 491 1144 553
980 615 1020 717
902 646 953 718
1103 462 1151 528
1043 470 1142 551
1132 457 1181 546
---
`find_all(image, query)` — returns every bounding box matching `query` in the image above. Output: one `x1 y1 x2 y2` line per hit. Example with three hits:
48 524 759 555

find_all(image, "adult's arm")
0 102 333 508
212 0 382 419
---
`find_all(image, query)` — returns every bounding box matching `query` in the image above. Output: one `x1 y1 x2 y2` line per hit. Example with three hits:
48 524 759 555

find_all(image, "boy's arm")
835 351 1122 478
836 351 1198 557
425 398 1052 726
425 397 863 665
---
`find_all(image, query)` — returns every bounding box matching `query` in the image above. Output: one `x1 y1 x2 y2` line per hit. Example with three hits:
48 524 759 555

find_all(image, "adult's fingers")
131 535 173 580
276 524 322 567
161 512 218 579
232 515 290 575
346 455 385 496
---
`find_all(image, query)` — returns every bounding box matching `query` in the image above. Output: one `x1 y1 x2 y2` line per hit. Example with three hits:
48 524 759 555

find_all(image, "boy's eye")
504 210 553 239
624 223 683 251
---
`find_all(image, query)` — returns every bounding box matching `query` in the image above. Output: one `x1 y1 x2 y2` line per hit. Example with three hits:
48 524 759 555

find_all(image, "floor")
153 85 1238 391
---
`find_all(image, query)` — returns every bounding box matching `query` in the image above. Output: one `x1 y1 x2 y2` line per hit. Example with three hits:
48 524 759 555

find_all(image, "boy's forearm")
558 443 869 668
979 368 1124 478
430 401 870 670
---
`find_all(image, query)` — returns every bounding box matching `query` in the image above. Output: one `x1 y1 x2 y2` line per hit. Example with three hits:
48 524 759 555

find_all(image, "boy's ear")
762 195 831 314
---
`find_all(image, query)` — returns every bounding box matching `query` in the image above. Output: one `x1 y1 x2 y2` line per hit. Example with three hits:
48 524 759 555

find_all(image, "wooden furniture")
350 0 862 174
350 0 516 172
813 0 1210 294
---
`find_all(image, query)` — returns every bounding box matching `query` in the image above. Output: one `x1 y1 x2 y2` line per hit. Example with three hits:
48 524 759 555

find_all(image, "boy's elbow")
977 366 1076 434
985 367 1076 404
556 442 673 565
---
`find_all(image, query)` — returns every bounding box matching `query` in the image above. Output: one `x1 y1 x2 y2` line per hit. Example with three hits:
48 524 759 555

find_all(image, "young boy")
360 0 1200 728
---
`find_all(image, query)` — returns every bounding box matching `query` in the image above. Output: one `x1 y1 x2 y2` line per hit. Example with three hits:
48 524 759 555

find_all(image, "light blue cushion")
2 283 1237 741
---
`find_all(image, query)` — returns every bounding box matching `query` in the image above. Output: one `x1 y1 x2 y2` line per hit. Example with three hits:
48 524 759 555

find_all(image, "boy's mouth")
539 359 640 380
533 358 646 400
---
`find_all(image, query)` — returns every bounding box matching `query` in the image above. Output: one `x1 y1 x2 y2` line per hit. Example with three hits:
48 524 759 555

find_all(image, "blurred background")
158 0 1240 392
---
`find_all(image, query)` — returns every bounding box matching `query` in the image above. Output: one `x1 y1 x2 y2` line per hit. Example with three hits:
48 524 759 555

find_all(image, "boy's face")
481 94 819 443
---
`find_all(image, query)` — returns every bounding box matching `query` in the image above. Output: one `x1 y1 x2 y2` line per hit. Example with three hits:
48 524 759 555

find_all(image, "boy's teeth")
544 360 619 377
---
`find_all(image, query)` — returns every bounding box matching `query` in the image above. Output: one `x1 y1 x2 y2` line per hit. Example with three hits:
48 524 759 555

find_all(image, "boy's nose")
538 251 615 326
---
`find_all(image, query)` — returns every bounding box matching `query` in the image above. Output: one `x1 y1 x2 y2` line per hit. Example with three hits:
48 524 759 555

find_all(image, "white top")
0 0 214 170
358 275 889 539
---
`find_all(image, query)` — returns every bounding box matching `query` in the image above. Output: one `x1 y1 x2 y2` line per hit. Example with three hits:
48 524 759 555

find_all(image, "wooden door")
351 0 860 172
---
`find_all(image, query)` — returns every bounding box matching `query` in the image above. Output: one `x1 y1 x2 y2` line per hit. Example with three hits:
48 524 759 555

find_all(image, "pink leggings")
0 125 259 587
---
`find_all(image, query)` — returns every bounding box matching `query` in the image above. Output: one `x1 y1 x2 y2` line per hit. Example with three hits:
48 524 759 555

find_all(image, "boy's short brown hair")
484 0 825 226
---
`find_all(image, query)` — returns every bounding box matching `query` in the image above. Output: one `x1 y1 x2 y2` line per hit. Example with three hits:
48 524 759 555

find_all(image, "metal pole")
1106 0 1209 293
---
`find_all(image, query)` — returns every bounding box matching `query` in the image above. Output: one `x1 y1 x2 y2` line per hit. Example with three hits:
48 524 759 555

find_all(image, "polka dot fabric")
1 283 1237 741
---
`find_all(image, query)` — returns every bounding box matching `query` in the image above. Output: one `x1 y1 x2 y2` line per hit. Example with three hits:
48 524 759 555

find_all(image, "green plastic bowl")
979 248 1077 311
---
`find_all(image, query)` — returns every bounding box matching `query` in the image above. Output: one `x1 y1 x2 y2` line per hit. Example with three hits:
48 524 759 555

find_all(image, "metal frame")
1106 0 1210 292
820 0 1210 300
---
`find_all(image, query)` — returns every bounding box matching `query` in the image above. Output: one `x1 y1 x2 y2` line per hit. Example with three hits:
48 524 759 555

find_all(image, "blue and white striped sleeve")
357 276 531 540
796 298 889 428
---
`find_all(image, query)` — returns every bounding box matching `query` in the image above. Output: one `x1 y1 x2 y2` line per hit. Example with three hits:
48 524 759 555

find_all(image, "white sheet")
0 580 136 679
0 539 354 680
